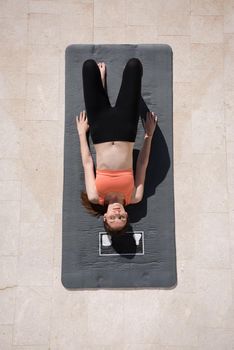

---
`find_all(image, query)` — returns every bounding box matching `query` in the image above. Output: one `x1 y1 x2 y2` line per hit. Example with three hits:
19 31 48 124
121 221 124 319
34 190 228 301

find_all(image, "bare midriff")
94 141 134 170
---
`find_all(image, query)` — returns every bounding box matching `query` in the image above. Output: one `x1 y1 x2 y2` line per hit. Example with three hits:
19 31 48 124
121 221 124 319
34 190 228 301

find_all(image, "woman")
76 58 157 234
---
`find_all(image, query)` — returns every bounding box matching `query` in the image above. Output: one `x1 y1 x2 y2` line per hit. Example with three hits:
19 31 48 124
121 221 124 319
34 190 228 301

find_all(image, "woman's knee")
82 59 97 71
126 57 143 74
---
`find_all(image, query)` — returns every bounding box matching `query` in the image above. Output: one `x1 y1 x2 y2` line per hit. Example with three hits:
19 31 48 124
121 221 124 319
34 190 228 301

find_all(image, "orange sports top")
95 168 135 206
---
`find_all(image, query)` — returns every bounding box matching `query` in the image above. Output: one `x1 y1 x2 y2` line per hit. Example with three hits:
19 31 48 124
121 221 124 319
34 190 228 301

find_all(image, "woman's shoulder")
89 196 101 204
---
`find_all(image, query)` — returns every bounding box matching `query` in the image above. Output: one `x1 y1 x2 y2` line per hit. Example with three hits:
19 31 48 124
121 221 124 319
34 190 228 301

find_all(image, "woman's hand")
143 111 158 137
76 110 89 136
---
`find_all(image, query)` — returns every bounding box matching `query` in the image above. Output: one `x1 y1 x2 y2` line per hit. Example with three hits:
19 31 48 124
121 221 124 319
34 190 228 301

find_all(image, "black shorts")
82 57 143 144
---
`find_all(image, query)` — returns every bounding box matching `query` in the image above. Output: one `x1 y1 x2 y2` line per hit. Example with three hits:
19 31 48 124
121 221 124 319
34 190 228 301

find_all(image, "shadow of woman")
110 222 141 259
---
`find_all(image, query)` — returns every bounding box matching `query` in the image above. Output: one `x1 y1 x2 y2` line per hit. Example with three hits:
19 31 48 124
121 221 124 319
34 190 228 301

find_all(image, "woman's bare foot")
97 62 106 88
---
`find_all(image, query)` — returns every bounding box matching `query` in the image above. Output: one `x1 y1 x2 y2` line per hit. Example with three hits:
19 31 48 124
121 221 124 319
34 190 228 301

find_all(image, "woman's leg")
82 59 111 125
110 58 143 142
115 57 143 116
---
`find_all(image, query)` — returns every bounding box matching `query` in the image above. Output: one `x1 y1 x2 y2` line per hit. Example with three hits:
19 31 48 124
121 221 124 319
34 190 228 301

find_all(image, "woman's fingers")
82 110 87 119
151 112 157 122
77 110 87 122
147 111 157 122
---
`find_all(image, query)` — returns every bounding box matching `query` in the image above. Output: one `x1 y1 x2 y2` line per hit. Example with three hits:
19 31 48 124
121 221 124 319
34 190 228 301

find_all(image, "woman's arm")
83 161 99 203
76 111 92 167
76 111 99 202
131 135 152 203
79 133 93 167
131 112 157 204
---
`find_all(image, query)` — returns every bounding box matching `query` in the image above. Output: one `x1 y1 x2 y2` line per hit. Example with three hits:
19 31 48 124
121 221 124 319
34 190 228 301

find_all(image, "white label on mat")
99 231 144 256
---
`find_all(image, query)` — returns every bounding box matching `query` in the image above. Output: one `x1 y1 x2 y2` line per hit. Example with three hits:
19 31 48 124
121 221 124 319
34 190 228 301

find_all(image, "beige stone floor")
0 0 234 349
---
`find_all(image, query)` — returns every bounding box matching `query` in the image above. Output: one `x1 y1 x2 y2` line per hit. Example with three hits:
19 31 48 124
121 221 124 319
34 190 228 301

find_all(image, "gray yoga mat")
62 44 176 289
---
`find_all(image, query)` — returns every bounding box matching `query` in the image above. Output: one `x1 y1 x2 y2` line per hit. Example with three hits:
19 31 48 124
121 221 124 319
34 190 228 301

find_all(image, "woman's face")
103 203 128 230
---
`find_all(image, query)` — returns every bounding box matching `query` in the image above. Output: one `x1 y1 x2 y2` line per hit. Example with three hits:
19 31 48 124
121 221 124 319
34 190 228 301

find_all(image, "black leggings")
82 58 143 144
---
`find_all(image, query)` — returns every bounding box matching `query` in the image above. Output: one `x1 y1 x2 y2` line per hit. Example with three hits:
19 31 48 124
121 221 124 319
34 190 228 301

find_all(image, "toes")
97 62 105 68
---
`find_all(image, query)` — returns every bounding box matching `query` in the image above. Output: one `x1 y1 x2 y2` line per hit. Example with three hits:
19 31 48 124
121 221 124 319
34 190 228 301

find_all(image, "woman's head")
80 192 129 235
103 203 128 234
